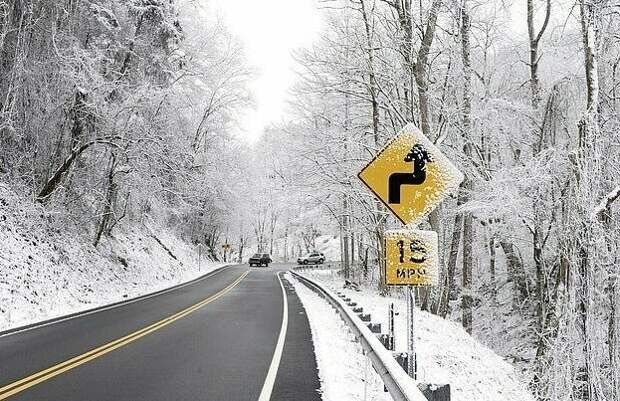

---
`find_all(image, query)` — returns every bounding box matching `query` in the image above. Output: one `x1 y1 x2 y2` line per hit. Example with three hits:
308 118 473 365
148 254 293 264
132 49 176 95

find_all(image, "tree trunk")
436 182 466 318
390 0 415 120
415 0 443 140
526 0 551 115
93 153 117 247
459 0 474 335
573 1 603 397
269 212 277 256
237 236 245 264
359 0 385 291
500 240 529 304
358 0 380 144
526 0 552 351
283 225 289 262
488 235 496 299
342 195 350 279
610 267 619 400
37 138 120 202
533 227 545 330
350 230 355 267
461 201 473 334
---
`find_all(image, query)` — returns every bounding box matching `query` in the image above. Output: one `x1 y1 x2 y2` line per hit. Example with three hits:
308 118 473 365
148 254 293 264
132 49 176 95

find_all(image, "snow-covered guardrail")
290 271 428 401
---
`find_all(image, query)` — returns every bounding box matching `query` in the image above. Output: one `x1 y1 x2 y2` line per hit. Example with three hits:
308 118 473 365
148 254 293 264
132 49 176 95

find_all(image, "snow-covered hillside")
0 185 224 332
294 269 535 401
313 235 341 261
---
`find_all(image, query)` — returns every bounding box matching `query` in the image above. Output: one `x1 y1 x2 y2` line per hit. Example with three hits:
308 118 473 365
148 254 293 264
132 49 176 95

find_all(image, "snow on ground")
296 269 535 401
0 185 226 332
287 273 391 401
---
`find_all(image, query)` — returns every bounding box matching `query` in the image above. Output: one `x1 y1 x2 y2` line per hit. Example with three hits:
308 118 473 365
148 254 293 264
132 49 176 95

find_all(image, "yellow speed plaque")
384 230 438 286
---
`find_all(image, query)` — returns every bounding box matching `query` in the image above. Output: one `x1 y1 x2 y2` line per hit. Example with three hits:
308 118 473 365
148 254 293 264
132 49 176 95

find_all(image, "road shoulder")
270 273 322 401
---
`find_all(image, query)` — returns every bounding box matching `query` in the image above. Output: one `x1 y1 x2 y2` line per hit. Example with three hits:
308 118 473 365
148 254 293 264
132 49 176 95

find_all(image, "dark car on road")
297 252 325 265
249 253 272 267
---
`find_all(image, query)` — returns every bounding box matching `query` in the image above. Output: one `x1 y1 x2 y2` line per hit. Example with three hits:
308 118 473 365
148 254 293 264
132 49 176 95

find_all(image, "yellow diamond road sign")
358 124 463 226
385 230 438 286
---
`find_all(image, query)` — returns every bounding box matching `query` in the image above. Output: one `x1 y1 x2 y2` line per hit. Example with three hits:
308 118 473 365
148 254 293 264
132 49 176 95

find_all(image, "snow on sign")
358 124 463 226
384 230 438 286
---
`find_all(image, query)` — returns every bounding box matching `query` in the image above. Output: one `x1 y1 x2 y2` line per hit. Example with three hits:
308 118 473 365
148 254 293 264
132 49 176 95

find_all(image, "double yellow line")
0 270 250 400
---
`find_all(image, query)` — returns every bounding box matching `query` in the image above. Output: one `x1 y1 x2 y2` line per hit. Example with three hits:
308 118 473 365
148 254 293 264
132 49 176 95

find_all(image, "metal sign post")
407 285 417 380
222 243 231 263
389 303 395 351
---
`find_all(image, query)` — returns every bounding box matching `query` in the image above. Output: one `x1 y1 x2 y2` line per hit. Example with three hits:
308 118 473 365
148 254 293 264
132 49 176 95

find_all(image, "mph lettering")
396 268 427 279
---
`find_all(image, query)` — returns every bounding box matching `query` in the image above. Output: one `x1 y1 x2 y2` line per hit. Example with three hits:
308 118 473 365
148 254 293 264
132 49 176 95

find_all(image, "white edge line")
0 265 234 339
257 272 289 401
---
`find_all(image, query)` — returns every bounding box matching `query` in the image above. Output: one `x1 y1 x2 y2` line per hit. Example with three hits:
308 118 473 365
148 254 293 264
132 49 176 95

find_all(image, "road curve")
0 264 322 401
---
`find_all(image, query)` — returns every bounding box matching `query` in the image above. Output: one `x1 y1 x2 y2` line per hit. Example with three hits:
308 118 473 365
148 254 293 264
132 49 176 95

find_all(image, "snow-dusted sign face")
384 230 438 286
358 124 463 226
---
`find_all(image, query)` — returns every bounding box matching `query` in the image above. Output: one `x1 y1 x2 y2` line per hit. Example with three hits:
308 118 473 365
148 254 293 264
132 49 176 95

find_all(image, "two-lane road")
0 265 321 401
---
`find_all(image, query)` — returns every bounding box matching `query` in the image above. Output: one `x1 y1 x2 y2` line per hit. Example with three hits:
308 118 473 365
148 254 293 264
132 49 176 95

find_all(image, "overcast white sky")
209 0 573 143
211 0 322 142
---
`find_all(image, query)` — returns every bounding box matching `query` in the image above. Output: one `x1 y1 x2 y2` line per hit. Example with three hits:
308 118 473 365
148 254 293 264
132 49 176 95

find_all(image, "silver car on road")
297 252 325 265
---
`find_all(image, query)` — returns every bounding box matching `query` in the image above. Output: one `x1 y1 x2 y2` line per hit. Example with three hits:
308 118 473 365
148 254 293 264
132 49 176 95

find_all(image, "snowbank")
296 269 535 401
0 185 226 332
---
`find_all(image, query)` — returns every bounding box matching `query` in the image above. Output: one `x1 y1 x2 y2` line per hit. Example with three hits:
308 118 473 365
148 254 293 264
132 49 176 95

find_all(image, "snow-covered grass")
0 185 226 332
296 269 535 401
287 273 391 401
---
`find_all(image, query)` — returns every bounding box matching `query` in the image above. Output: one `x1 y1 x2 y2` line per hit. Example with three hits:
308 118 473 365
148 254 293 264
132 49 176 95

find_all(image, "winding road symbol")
388 144 433 204
357 123 463 226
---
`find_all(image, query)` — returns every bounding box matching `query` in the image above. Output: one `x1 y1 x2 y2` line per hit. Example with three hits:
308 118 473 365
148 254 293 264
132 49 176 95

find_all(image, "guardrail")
290 271 428 401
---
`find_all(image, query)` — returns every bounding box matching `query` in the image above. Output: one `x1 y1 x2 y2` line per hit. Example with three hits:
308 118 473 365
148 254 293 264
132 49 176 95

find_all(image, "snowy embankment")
293 269 535 401
0 186 225 332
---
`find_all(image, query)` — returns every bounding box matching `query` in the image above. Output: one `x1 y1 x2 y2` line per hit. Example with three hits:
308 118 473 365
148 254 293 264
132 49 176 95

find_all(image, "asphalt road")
0 264 322 401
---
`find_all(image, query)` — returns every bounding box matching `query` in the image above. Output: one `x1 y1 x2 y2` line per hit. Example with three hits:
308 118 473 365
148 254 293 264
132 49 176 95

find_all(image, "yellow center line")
0 270 250 400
